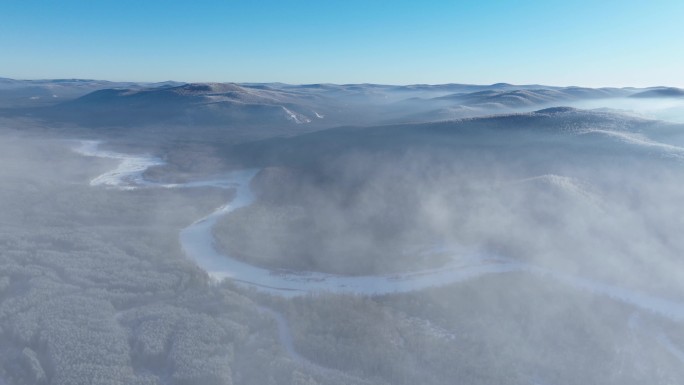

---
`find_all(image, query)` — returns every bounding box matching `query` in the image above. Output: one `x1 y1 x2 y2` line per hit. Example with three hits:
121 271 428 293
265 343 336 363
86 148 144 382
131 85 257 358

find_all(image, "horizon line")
1 76 679 90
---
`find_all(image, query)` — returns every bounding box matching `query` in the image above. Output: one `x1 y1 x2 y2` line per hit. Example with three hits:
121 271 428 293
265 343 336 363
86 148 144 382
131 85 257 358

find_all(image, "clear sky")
1 0 683 87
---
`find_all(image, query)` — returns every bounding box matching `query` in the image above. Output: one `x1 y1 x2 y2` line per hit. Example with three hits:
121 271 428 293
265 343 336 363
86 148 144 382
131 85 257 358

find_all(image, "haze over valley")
1 76 684 384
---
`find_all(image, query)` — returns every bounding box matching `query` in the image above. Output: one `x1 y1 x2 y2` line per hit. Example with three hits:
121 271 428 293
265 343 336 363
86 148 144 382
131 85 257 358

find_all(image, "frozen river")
73 140 684 324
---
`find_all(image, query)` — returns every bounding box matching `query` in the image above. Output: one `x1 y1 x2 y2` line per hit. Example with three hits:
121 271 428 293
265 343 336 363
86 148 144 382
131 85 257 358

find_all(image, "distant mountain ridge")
630 87 684 98
0 77 184 108
48 82 323 128
2 77 684 138
434 87 630 108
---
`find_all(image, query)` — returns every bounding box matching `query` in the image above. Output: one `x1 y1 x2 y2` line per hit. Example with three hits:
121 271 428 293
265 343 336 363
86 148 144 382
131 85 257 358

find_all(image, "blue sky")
1 0 683 86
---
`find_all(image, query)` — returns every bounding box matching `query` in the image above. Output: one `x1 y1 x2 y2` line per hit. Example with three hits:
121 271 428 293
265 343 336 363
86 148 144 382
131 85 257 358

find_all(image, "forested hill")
221 107 681 172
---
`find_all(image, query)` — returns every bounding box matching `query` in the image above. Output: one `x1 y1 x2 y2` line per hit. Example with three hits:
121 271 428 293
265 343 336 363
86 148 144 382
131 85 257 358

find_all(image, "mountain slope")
0 78 182 107
434 87 630 108
630 87 684 98
223 107 680 171
24 82 327 131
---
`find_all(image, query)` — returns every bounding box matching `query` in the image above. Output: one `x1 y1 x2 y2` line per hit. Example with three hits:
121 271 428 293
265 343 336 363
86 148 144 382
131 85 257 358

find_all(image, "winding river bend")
73 140 527 297
73 140 684 323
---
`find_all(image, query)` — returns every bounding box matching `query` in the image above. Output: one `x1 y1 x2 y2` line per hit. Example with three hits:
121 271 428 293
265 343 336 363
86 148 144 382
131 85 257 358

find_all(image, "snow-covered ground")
257 305 372 382
281 106 311 124
257 306 303 362
628 313 684 365
657 333 684 364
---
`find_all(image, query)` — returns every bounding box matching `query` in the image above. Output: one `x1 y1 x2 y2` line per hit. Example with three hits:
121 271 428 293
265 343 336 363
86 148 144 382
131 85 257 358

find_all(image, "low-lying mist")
214 113 684 298
569 97 684 124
